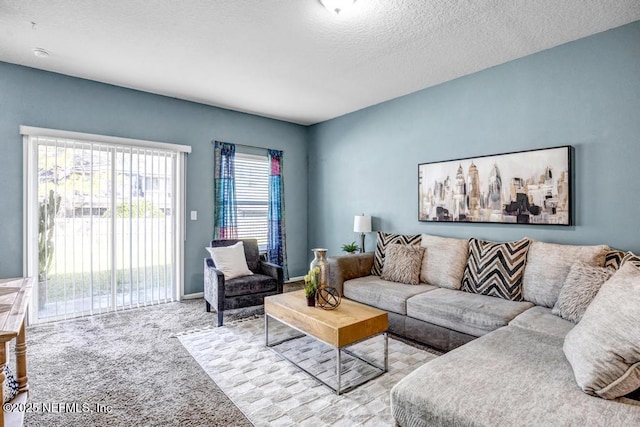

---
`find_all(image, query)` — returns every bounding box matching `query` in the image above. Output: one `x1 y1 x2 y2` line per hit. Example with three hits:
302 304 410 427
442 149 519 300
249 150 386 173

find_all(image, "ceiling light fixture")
33 47 49 58
319 0 356 15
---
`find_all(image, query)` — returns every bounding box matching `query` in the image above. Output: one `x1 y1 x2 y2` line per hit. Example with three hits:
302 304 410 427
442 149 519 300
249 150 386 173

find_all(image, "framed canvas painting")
418 146 572 225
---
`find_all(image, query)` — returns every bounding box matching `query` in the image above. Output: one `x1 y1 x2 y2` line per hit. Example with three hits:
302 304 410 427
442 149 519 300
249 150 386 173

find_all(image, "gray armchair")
204 238 284 326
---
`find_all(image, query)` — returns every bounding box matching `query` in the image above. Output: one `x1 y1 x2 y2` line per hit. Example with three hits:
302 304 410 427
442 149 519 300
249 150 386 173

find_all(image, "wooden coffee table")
264 290 388 395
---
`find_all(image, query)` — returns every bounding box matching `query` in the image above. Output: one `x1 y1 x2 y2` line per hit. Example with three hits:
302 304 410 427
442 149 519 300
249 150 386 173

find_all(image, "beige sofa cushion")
522 241 608 307
419 234 468 289
343 276 435 315
563 262 640 399
406 288 533 337
510 306 574 339
391 326 640 427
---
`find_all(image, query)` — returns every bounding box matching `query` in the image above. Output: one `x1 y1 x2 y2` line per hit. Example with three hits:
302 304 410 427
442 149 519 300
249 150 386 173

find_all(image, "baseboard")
182 292 204 300
287 276 304 282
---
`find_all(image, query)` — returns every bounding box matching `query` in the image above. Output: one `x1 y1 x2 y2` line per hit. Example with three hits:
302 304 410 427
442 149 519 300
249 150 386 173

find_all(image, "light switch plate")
190 211 197 221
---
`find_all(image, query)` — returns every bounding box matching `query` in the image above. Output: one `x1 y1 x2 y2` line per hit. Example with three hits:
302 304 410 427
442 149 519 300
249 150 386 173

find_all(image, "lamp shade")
353 215 372 233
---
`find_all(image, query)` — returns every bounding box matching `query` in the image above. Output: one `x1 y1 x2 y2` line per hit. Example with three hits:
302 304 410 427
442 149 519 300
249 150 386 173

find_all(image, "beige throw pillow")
419 234 468 289
371 232 422 276
552 262 614 323
380 244 425 285
206 242 254 280
522 241 608 308
563 262 640 399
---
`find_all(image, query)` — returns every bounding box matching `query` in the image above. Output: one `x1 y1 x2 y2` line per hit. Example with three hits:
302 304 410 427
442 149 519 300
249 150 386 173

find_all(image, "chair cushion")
406 288 534 337
224 273 277 297
206 242 254 280
419 234 468 289
343 276 436 315
522 241 608 308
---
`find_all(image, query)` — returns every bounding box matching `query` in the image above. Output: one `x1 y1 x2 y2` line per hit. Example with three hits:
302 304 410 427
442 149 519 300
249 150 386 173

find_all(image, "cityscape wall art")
418 146 572 225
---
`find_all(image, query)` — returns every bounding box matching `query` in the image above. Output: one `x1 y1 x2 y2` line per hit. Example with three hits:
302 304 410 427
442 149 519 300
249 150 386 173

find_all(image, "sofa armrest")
328 252 374 296
259 261 284 293
204 258 225 310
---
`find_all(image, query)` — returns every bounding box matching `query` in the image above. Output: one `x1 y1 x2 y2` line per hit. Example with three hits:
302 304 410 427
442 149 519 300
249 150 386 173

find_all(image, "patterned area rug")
178 316 439 426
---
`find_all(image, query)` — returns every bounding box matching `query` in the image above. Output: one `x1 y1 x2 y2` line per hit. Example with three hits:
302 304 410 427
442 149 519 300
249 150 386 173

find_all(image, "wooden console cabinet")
0 277 32 427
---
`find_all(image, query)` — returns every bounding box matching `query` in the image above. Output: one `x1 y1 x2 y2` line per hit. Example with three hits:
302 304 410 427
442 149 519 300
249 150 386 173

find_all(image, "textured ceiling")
1 1 639 125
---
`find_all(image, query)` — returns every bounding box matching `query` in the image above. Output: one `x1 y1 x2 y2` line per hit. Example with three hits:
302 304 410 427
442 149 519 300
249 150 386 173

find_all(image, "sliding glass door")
23 128 189 322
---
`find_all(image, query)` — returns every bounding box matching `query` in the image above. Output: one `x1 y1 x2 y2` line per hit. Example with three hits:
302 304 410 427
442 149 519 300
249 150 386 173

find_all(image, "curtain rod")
211 139 267 151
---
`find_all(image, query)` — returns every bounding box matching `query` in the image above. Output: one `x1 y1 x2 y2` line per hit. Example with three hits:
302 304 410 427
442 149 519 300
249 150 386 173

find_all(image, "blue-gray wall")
3 21 639 292
0 62 308 293
308 21 640 255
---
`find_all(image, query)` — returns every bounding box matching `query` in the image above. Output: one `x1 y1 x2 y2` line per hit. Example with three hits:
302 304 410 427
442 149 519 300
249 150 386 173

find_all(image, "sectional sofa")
328 233 640 426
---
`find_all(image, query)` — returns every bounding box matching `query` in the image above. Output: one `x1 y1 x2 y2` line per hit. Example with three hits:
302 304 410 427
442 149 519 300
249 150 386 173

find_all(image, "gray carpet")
23 298 252 426
21 281 436 426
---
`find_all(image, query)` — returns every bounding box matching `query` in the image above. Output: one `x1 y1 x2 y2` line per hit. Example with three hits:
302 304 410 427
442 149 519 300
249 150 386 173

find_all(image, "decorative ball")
316 287 341 310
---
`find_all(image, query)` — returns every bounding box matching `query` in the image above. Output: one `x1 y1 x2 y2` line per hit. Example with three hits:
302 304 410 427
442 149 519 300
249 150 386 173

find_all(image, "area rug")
23 299 252 427
178 316 439 426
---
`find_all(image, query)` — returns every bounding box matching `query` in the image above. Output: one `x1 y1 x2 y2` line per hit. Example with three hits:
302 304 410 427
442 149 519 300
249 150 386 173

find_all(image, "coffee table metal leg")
264 313 386 395
336 348 342 395
384 332 388 372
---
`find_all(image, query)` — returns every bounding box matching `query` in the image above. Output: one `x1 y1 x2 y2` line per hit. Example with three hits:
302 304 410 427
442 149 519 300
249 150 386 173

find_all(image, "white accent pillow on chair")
206 241 254 280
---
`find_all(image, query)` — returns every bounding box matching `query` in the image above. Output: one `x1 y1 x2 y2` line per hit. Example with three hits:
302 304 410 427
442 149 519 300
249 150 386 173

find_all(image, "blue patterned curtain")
268 149 288 279
213 141 238 239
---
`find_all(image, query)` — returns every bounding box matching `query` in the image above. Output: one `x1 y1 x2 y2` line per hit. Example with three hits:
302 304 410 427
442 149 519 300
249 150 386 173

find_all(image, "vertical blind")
22 126 190 323
235 152 269 248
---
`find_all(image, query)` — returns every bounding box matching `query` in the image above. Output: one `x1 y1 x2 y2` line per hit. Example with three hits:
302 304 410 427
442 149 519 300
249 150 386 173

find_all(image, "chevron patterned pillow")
461 237 532 301
604 249 625 270
371 232 422 276
621 251 640 269
606 250 640 271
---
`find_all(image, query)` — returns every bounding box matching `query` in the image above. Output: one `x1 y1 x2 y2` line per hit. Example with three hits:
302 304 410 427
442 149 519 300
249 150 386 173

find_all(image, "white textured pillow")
206 242 253 280
380 244 425 285
563 262 640 399
522 241 608 308
552 262 614 323
419 234 468 289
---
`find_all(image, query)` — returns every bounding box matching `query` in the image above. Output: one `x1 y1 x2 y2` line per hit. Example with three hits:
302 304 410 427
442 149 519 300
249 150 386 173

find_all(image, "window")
22 126 190 323
235 152 269 249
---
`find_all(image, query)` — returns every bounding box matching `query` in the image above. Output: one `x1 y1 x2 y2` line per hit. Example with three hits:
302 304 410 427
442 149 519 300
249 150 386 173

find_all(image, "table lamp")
353 214 372 253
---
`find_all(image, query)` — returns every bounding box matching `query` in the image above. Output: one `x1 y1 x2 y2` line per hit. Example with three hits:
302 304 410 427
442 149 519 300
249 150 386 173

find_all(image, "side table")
0 277 33 427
